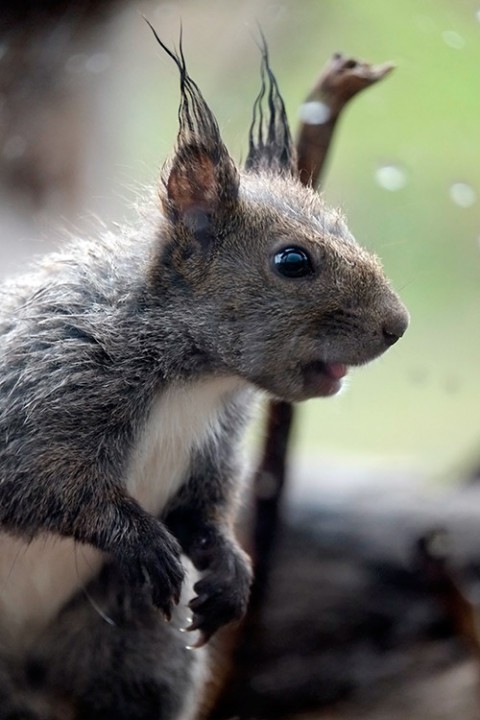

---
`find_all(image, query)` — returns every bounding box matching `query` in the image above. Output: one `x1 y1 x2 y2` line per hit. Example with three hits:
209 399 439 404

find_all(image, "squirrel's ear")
149 24 239 228
166 140 238 224
245 36 296 176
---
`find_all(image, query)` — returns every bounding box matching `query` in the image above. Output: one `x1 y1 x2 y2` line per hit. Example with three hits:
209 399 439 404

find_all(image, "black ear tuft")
245 33 296 176
146 21 239 226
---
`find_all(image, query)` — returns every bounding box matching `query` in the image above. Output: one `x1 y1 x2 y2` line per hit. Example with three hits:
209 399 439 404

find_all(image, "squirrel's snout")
382 306 409 347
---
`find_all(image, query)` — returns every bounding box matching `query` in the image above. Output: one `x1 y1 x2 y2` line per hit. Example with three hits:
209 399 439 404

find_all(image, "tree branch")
296 53 394 188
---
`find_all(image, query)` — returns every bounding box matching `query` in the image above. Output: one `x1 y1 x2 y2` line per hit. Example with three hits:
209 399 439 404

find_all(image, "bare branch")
297 53 394 188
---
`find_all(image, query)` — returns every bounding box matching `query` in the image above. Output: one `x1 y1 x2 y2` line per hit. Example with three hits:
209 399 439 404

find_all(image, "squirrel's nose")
382 307 409 347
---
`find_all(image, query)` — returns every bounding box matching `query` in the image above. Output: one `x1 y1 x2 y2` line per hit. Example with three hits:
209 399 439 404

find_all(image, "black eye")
273 247 313 278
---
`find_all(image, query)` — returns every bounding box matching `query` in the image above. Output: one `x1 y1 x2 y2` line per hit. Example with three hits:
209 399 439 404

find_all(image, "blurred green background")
117 0 479 474
4 0 480 475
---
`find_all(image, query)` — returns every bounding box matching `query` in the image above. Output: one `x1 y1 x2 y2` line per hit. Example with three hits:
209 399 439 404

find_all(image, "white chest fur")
126 375 244 514
0 375 244 650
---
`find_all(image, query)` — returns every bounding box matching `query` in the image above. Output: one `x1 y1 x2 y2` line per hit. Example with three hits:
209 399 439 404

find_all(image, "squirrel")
0 29 408 719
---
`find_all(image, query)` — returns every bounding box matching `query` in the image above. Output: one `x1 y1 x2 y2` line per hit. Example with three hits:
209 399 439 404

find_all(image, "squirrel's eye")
273 247 313 278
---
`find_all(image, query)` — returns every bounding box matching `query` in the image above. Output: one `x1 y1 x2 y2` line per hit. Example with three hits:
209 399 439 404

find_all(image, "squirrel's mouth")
302 360 348 397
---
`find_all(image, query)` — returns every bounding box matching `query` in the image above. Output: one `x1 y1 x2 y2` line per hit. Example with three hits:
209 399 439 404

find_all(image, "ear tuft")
147 22 239 226
245 33 296 176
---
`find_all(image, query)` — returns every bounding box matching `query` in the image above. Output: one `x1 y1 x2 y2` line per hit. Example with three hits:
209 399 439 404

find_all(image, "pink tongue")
325 362 348 380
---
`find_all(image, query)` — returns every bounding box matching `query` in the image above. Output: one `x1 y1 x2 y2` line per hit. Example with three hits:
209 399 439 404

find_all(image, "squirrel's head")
151 28 409 402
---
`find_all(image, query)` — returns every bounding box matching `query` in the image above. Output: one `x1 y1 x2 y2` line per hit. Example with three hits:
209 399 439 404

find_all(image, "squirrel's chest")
0 376 245 650
126 376 243 516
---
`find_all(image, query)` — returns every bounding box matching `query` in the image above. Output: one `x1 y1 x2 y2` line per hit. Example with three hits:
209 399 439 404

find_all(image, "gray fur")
0 35 408 719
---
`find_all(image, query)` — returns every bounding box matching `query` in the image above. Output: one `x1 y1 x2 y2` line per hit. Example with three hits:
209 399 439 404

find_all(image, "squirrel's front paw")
187 544 252 646
117 522 185 619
